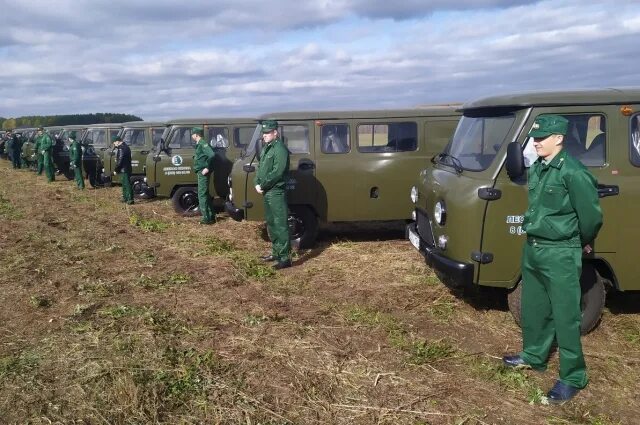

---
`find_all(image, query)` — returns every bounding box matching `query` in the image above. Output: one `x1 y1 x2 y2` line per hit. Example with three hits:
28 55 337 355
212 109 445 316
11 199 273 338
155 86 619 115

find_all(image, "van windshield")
241 124 264 158
444 114 516 171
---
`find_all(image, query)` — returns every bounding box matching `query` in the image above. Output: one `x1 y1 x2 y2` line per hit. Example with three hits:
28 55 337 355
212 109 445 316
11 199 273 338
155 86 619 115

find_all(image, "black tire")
288 205 319 249
507 262 606 335
130 176 146 198
63 167 74 180
172 186 200 217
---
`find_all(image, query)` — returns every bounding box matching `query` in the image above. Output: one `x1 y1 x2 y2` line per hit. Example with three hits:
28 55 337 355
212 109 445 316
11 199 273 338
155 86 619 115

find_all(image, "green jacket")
255 138 289 192
523 149 603 247
69 140 82 166
40 133 54 152
193 139 215 173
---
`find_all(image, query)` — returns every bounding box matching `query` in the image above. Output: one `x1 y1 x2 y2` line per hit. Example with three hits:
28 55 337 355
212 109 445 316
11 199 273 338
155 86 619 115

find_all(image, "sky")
0 0 638 121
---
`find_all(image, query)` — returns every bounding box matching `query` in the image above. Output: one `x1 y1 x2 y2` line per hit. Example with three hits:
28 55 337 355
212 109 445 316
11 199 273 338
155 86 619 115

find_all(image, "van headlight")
410 186 418 204
434 200 446 225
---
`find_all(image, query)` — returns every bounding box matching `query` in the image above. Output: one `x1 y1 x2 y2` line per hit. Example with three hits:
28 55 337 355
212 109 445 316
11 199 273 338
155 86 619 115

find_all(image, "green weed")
344 306 402 332
99 305 146 319
230 252 276 280
470 358 546 404
76 279 118 297
0 192 22 219
430 298 456 322
0 351 39 379
30 294 53 308
204 236 236 255
134 273 192 290
129 214 170 232
406 339 456 365
244 314 268 326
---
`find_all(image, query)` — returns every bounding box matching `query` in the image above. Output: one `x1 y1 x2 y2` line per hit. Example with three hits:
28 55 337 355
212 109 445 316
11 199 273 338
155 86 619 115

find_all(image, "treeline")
0 113 143 130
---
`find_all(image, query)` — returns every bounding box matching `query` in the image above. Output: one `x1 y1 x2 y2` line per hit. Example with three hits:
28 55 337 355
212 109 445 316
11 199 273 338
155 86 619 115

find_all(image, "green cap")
191 126 204 137
112 135 122 142
260 120 278 133
69 131 77 139
527 114 569 138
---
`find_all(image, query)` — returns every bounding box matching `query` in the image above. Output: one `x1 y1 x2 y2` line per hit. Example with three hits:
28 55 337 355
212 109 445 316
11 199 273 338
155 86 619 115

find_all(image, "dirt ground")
1 160 639 424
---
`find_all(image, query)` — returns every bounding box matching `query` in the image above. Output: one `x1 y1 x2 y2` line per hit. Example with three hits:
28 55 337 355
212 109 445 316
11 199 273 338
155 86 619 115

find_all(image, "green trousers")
121 171 134 204
197 173 214 223
264 188 290 262
37 154 44 175
74 165 85 189
520 241 587 389
43 151 55 182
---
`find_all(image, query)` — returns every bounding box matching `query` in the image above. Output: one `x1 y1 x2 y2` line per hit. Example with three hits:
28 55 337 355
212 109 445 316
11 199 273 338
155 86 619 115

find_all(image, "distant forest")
0 113 143 130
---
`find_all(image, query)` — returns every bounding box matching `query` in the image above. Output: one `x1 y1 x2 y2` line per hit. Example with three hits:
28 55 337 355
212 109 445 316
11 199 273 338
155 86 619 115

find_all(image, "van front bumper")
224 201 244 221
406 222 474 287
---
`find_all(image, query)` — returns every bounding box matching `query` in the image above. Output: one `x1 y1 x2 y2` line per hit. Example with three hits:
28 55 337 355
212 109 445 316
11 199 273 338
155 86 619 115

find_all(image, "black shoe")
126 201 134 205
199 220 214 225
261 254 276 262
502 355 532 369
547 380 580 404
273 260 292 270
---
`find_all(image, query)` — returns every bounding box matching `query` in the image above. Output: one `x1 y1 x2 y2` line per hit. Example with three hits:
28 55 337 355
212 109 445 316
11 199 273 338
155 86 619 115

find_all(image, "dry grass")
1 161 639 424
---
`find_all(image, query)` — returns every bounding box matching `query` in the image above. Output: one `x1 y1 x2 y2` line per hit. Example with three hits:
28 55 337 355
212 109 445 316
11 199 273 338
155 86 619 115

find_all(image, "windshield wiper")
432 152 463 174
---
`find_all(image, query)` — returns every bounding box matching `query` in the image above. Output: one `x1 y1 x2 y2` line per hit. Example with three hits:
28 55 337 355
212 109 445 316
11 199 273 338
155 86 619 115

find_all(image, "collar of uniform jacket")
535 149 567 171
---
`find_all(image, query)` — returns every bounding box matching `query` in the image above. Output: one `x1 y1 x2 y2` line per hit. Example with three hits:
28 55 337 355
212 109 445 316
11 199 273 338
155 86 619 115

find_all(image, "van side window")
560 114 605 167
321 124 350 154
357 122 417 153
123 129 146 147
207 127 229 148
233 126 254 148
91 130 107 147
168 127 193 149
630 114 640 166
281 125 309 154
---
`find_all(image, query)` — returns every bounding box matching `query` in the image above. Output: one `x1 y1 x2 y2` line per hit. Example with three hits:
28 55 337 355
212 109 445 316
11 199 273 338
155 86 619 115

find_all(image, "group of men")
191 121 291 269
0 127 57 181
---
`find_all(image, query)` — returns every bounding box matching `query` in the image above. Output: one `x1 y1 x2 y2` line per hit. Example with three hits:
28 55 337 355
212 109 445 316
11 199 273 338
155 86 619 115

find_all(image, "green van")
143 118 256 214
225 107 461 248
408 88 640 333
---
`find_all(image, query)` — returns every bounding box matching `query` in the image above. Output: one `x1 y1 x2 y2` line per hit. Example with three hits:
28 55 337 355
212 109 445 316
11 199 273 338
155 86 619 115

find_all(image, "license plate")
408 229 420 250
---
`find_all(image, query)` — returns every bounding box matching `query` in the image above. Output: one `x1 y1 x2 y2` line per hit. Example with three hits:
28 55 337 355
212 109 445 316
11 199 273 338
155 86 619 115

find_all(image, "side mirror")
505 141 525 179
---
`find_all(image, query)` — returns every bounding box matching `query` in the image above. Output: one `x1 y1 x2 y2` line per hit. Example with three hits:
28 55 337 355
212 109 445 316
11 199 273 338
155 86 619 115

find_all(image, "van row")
3 87 639 332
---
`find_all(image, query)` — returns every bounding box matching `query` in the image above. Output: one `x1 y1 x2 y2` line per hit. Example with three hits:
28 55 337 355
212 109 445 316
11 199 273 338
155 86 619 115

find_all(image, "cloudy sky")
0 0 638 120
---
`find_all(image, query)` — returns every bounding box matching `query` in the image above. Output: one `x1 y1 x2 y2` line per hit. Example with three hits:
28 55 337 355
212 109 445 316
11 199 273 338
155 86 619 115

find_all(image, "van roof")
259 106 461 121
463 87 640 111
84 123 125 129
164 118 256 125
120 121 166 128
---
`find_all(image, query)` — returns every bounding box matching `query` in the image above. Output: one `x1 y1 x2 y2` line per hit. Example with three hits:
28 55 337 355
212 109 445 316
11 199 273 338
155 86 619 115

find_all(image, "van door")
313 121 354 221
478 108 618 287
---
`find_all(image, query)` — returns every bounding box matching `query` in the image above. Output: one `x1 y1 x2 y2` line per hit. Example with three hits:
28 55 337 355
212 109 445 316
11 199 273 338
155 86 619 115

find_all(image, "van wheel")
130 176 146 198
63 167 74 180
288 205 318 249
507 263 606 335
88 170 103 188
172 186 200 217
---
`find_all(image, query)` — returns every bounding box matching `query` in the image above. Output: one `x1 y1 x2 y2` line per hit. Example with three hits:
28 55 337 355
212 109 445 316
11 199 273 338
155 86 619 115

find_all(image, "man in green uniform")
35 128 45 175
503 115 603 404
255 120 291 270
39 128 55 182
113 136 134 204
191 127 216 224
68 131 84 189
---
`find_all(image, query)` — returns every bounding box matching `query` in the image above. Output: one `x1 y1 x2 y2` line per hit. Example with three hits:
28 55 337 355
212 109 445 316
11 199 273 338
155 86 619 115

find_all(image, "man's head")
37 127 44 134
112 135 123 146
261 120 279 144
191 126 204 142
527 114 568 161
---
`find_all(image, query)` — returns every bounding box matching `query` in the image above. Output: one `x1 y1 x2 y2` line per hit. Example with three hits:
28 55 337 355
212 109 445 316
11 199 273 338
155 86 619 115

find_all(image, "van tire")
288 205 318 249
172 186 200 217
130 176 146 198
507 262 605 335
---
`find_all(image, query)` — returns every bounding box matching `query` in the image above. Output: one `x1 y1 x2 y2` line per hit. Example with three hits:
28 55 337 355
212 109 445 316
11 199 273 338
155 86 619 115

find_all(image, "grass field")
0 160 639 424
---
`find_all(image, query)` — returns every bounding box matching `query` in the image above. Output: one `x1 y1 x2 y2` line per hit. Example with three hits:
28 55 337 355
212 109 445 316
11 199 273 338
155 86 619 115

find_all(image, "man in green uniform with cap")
113 136 134 204
503 114 603 404
255 120 291 270
39 128 55 182
68 131 85 189
35 128 45 175
191 127 216 224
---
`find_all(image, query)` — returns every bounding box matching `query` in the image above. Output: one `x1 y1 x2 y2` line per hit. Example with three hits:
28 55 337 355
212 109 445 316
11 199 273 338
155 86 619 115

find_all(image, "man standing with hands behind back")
502 114 603 404
192 127 216 224
255 120 291 270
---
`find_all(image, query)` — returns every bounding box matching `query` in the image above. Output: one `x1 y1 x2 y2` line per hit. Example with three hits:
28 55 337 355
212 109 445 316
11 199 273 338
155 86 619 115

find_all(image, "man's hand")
201 168 209 176
255 184 263 194
583 244 593 254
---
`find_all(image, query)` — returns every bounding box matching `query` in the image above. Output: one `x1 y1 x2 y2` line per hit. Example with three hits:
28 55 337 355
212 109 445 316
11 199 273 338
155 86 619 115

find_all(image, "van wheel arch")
507 261 607 335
